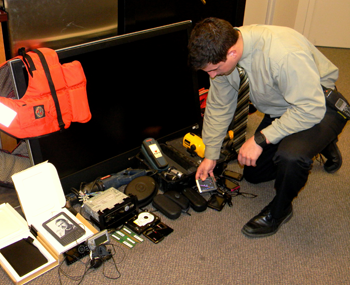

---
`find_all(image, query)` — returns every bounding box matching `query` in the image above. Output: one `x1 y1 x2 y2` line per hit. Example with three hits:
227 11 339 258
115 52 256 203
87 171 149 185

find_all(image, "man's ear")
227 47 237 59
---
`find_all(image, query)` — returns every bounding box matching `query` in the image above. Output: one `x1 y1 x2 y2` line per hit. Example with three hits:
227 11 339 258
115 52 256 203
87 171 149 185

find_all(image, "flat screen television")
10 20 202 193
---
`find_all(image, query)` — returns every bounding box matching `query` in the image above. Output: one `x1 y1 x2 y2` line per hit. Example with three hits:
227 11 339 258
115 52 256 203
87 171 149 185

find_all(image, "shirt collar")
235 26 251 67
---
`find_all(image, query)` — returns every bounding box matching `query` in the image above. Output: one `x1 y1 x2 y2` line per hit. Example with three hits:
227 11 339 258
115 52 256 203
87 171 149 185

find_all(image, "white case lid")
0 203 28 248
11 161 66 226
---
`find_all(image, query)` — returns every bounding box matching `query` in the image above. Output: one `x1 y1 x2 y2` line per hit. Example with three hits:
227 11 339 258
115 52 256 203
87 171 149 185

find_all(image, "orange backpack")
0 47 91 139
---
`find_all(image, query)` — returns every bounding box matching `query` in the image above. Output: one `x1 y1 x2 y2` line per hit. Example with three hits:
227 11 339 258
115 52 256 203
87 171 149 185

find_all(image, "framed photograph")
42 212 86 246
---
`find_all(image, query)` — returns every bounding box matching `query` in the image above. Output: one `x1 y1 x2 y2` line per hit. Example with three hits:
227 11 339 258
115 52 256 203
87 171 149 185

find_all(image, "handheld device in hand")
141 138 169 171
196 176 217 193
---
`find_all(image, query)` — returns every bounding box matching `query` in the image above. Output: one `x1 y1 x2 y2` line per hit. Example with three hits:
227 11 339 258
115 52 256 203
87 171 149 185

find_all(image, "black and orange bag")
0 47 91 139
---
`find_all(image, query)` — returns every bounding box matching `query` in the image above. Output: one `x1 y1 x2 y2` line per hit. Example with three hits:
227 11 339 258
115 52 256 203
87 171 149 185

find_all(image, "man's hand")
195 158 217 181
238 136 264 167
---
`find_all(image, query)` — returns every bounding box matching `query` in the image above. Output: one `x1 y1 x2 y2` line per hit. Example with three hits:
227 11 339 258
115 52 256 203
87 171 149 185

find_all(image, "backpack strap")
33 49 65 131
18 47 35 77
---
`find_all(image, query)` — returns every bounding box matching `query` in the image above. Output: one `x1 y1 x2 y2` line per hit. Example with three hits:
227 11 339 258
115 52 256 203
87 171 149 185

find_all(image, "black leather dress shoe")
241 204 293 238
321 139 342 173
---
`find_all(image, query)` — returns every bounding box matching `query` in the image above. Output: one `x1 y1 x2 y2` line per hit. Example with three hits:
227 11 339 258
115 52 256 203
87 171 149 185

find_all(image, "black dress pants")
243 106 347 218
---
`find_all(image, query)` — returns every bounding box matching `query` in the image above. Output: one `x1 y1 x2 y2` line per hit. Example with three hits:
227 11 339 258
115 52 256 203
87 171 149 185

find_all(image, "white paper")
0 102 17 127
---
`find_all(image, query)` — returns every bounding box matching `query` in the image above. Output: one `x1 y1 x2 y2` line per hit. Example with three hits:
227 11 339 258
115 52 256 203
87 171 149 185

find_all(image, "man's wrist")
254 132 268 148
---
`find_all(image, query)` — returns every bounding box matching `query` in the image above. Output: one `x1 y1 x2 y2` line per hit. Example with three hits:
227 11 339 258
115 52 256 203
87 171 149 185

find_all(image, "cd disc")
134 212 155 226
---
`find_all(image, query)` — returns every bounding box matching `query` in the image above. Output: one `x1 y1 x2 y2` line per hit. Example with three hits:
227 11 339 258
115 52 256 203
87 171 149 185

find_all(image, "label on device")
141 138 169 170
149 144 162 158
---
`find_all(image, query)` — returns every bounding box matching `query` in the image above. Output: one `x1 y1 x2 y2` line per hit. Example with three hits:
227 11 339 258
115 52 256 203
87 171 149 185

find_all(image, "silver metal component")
87 229 110 251
83 187 128 221
2 0 118 57
168 167 184 178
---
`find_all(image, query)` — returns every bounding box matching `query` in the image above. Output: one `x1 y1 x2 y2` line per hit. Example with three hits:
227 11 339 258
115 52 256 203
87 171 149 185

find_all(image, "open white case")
0 161 96 284
11 161 95 256
0 203 57 285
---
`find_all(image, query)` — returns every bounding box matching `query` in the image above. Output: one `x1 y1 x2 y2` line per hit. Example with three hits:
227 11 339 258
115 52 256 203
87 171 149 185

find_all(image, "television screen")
12 21 201 193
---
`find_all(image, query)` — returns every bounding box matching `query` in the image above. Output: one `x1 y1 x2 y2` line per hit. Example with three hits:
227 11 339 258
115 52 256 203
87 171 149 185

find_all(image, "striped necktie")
227 65 250 152
237 65 250 102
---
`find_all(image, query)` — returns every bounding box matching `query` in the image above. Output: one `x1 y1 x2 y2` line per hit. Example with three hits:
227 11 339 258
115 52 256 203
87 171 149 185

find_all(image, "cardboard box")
8 161 96 270
0 203 58 285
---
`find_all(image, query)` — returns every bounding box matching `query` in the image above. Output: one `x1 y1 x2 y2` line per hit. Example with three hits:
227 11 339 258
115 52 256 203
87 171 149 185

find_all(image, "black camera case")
181 187 207 212
152 194 182 220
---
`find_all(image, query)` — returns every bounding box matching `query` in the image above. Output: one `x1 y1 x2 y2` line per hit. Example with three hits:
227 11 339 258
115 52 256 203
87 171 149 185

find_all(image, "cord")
58 243 126 284
58 255 90 285
215 175 257 198
100 244 125 280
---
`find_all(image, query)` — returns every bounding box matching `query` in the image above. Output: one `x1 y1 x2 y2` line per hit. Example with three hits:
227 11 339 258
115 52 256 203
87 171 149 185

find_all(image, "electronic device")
87 229 110 251
324 88 350 120
196 177 217 193
142 222 173 244
83 187 132 221
163 140 201 170
142 227 164 244
183 133 206 158
154 222 173 237
80 168 149 194
11 20 201 194
88 230 112 269
90 244 112 269
124 176 158 208
222 178 240 192
223 169 243 181
125 212 160 235
162 166 184 181
110 226 144 249
207 194 226 211
141 138 169 171
42 212 86 246
64 242 90 266
90 256 104 269
83 187 138 229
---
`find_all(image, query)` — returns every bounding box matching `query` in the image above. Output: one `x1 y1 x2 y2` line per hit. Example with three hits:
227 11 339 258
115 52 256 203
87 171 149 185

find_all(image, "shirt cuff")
262 124 283 144
204 146 222 160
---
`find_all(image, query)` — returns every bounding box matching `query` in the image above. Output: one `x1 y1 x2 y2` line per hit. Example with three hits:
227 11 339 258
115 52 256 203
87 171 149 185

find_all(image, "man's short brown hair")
188 17 239 70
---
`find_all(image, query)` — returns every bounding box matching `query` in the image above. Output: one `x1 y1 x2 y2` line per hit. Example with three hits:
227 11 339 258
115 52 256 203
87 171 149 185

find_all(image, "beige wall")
273 0 299 27
243 0 269 26
244 0 350 48
244 0 299 28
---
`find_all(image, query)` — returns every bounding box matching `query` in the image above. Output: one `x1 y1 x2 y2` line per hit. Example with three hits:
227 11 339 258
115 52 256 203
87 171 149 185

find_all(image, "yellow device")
183 133 206 158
